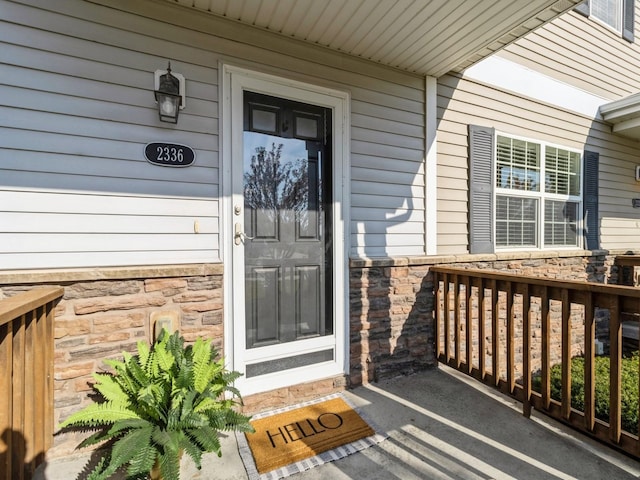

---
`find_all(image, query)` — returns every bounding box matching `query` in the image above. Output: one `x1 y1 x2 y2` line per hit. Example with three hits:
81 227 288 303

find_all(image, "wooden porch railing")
0 287 63 480
432 266 640 458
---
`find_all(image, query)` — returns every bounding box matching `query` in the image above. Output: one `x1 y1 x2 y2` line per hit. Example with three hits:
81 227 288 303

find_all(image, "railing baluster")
454 274 461 368
443 273 451 363
584 293 595 432
491 279 499 387
609 295 622 444
478 278 487 381
44 302 55 451
521 284 532 418
465 275 473 375
24 310 36 477
32 306 47 470
541 286 551 410
561 288 572 421
506 281 515 395
435 272 442 359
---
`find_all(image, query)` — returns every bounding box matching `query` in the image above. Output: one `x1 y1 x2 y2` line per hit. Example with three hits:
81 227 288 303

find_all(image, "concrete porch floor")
37 365 640 480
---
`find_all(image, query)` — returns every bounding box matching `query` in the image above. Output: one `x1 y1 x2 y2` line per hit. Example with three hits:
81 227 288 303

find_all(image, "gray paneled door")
240 91 333 378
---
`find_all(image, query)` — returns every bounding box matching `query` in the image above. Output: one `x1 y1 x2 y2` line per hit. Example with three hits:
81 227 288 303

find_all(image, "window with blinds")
575 0 634 42
591 0 622 31
494 134 582 249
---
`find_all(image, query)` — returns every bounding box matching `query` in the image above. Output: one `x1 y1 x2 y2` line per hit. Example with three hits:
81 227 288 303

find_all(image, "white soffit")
600 93 640 140
163 0 582 77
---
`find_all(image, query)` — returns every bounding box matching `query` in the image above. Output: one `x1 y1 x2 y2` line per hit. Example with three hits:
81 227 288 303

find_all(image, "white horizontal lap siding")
4 0 428 266
439 71 640 254
1 1 220 269
350 85 425 257
500 9 640 98
0 191 218 270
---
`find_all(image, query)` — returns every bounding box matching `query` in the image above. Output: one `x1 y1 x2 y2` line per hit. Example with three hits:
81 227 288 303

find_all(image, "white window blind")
591 0 622 31
494 134 582 249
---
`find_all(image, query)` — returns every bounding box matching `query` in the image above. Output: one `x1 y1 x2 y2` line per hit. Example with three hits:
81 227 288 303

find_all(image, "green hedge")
532 353 639 435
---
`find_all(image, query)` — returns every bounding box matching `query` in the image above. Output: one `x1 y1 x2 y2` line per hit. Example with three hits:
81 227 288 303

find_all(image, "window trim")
590 0 624 34
575 0 635 42
493 131 584 252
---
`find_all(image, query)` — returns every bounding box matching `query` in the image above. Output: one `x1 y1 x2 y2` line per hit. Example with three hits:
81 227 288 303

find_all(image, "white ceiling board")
162 0 582 77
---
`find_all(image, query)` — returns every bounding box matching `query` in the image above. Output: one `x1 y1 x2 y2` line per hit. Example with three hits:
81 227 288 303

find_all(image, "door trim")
220 64 350 396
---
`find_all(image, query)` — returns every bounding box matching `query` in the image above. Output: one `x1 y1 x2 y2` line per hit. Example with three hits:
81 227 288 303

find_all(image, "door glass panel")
245 349 334 378
243 92 332 351
295 115 318 138
251 107 278 134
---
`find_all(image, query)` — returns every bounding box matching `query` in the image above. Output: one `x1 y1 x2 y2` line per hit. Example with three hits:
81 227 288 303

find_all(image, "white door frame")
220 64 350 396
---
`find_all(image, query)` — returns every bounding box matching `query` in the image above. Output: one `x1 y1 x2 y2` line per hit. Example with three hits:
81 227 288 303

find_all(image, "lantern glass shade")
155 90 181 123
154 65 182 124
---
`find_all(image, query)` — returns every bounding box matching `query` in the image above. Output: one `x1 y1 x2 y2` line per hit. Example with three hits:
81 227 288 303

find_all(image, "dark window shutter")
623 0 635 42
583 150 599 250
574 0 590 17
469 125 495 254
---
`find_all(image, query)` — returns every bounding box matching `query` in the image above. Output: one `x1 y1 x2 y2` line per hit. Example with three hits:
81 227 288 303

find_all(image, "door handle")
234 223 255 245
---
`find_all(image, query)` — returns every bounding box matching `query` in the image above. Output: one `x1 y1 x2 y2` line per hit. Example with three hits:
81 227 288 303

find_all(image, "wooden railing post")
0 287 63 480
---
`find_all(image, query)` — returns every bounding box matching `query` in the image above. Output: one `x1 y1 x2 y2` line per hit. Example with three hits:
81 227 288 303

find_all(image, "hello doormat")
237 394 386 480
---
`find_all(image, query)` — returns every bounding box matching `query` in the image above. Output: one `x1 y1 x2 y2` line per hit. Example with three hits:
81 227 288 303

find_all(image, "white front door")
223 66 349 396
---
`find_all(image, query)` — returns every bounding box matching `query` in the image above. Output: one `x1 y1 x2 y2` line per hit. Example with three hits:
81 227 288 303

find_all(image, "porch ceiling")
162 0 582 77
600 93 640 140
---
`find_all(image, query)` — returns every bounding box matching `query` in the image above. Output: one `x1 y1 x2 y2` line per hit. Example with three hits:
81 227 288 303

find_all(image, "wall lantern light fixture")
154 62 185 124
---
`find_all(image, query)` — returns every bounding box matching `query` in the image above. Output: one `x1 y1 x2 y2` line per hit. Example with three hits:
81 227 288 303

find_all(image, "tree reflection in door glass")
244 132 318 239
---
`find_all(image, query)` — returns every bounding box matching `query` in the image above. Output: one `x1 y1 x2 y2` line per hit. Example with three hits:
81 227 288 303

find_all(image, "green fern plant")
58 330 254 480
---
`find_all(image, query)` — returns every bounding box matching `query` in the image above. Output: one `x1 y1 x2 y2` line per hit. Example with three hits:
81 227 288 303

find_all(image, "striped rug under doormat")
237 393 387 480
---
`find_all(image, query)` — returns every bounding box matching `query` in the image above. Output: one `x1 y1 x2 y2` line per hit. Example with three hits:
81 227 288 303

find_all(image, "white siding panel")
351 126 423 151
0 82 217 135
350 154 424 176
351 100 423 127
0 190 217 216
352 234 424 248
1 212 218 234
350 220 425 235
0 251 216 270
2 150 217 183
351 167 425 187
2 0 428 266
351 181 424 199
500 9 640 98
351 113 423 138
351 193 416 209
350 207 424 223
0 0 224 269
0 171 217 199
2 233 216 254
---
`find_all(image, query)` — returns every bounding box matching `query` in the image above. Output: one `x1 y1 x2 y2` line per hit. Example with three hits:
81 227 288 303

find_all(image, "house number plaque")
144 142 195 167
